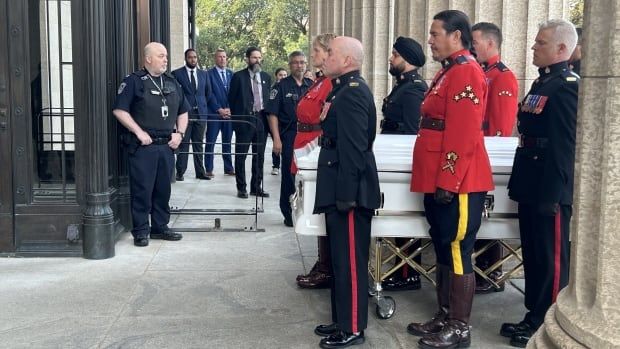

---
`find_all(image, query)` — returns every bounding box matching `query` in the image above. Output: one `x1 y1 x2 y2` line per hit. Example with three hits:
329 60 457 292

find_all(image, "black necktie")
190 70 197 93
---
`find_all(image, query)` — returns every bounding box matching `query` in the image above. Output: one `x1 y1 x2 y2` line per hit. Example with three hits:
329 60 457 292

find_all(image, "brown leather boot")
418 272 475 348
407 264 451 336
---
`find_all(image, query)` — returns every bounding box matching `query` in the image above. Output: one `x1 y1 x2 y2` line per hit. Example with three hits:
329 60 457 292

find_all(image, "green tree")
569 0 584 27
195 0 308 79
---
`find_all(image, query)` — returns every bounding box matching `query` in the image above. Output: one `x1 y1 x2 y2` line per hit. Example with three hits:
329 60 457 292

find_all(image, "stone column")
343 0 392 116
72 0 115 259
528 1 620 348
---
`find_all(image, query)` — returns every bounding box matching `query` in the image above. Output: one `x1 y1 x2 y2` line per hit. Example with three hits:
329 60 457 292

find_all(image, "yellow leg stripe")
451 194 468 275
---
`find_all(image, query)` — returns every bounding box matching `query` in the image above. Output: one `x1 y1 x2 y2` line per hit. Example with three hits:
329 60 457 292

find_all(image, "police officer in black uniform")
312 36 380 349
113 42 189 247
265 51 313 227
501 20 579 348
380 36 428 292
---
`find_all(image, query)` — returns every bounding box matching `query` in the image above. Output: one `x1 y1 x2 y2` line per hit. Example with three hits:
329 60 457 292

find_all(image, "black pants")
233 113 268 193
176 118 207 177
424 192 486 275
518 203 571 329
279 129 296 221
326 208 372 333
128 144 174 238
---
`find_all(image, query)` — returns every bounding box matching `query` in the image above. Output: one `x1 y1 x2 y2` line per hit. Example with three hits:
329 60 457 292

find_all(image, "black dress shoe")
175 174 184 181
250 190 270 198
510 330 534 348
500 321 535 338
283 217 293 227
196 174 211 180
150 230 183 241
475 270 505 294
381 275 421 291
315 323 339 337
237 190 249 199
319 331 364 349
134 237 149 247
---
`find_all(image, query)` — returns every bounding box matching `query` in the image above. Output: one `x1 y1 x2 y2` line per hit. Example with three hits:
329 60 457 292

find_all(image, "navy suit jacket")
172 66 217 120
207 67 233 117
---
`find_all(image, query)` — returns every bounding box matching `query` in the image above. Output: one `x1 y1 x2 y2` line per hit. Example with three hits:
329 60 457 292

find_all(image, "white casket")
291 134 520 240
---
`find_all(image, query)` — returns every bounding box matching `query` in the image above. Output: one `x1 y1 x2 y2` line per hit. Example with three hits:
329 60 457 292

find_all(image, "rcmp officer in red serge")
471 22 519 294
500 19 579 348
407 10 494 349
113 42 189 247
312 36 380 349
294 33 336 290
380 36 428 292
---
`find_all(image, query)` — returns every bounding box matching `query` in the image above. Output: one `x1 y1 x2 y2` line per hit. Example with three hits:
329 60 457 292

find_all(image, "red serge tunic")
291 74 333 174
482 55 519 137
410 49 494 194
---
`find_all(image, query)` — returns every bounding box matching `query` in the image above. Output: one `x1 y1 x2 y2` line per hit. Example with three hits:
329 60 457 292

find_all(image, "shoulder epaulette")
132 69 147 77
455 55 469 65
163 71 175 79
562 69 580 82
496 61 510 72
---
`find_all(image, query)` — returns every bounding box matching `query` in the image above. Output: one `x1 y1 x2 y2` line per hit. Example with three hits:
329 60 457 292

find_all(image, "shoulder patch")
455 55 469 65
349 82 359 87
117 82 127 95
269 89 278 100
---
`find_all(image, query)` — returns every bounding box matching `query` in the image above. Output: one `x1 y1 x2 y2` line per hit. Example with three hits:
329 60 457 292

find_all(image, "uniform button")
327 161 332 165
533 156 538 160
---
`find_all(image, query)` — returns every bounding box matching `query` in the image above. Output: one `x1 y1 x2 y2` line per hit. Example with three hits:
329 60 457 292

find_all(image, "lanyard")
148 74 167 106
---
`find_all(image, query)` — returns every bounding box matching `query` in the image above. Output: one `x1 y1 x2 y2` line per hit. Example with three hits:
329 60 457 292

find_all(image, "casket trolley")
291 135 523 319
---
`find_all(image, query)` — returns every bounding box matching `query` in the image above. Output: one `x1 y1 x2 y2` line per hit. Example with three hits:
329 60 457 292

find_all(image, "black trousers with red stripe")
325 207 372 333
518 203 571 329
423 192 486 275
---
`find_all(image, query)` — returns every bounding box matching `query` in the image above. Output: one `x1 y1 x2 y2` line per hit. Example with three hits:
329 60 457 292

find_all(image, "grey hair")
538 19 578 56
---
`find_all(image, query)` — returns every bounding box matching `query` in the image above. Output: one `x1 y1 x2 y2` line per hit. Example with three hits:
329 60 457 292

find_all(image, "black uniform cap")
393 36 426 67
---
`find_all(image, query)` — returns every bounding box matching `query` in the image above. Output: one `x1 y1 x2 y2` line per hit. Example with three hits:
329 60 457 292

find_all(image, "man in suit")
172 48 213 181
228 46 272 198
205 49 234 178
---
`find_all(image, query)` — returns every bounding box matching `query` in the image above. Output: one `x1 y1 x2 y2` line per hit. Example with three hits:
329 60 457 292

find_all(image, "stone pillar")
343 0 392 115
169 0 188 69
72 0 115 259
528 1 620 348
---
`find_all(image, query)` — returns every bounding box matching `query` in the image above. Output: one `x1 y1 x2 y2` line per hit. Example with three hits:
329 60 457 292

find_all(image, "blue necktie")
221 71 227 90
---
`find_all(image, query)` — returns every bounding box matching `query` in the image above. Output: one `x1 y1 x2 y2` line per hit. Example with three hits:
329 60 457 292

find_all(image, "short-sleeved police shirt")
265 76 313 131
113 69 189 131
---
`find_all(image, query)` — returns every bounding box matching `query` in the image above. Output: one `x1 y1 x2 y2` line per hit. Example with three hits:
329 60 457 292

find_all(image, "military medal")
319 102 331 121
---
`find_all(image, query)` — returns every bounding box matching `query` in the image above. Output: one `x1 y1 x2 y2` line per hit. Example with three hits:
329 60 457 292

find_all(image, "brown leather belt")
297 122 322 132
420 118 488 131
519 135 548 148
419 117 445 131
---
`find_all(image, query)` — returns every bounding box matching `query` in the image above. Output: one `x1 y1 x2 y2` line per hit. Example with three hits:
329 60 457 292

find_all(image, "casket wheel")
375 296 395 319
